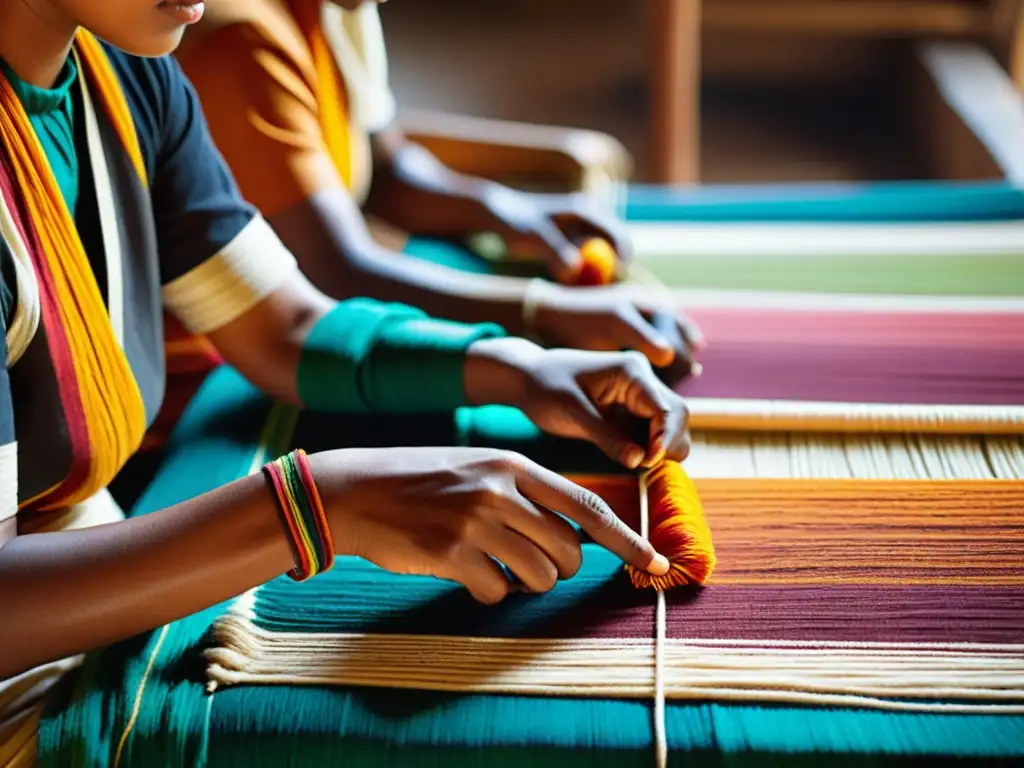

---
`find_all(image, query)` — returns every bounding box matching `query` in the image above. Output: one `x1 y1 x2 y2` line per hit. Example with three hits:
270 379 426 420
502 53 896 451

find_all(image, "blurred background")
379 0 1023 184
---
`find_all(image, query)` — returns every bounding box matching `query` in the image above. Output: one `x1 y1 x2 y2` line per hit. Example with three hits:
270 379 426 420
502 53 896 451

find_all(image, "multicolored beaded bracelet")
262 449 334 581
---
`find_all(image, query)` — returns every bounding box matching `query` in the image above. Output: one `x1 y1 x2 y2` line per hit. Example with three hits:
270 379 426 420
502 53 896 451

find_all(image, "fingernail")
648 553 670 576
691 362 703 378
625 446 644 469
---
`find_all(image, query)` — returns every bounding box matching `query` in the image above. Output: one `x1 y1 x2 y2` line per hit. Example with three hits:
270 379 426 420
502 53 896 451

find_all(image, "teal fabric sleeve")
297 299 506 413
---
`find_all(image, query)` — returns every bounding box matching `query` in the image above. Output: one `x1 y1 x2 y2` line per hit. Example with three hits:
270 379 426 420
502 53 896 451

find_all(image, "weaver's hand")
529 283 704 372
464 339 691 469
309 448 670 603
482 189 631 283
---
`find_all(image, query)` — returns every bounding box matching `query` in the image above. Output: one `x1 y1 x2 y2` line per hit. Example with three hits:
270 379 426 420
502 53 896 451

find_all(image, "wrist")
306 449 360 559
463 337 544 407
522 279 567 343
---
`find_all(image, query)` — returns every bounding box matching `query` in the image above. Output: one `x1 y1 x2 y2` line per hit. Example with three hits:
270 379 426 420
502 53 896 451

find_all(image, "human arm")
3 254 670 676
148 54 691 461
0 440 666 677
178 26 700 367
365 129 632 282
0 470 295 678
268 187 696 365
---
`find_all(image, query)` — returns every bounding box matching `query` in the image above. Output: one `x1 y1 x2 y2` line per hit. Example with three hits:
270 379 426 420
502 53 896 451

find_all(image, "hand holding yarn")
481 189 632 283
466 339 691 470
527 279 704 373
307 447 671 604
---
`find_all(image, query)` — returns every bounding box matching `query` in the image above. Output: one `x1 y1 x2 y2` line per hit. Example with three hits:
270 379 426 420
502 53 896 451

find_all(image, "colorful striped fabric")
38 368 1024 767
0 31 149 510
629 221 1024 297
39 175 1024 765
625 191 1024 432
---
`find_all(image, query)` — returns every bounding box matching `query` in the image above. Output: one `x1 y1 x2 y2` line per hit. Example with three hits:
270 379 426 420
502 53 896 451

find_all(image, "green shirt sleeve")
297 298 506 413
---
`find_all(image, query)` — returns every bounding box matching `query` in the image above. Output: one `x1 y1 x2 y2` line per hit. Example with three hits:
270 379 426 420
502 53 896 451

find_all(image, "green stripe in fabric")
403 234 1024 298
39 366 1024 766
639 253 1024 296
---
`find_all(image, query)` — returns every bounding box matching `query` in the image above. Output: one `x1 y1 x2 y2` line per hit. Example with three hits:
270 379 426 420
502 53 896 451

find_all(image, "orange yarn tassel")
627 462 716 590
572 237 618 287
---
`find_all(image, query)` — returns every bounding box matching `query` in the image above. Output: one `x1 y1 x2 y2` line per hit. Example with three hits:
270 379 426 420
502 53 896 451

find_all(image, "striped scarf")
0 31 147 510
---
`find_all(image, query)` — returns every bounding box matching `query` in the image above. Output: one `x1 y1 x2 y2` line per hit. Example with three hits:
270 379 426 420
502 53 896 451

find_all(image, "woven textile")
404 209 1024 434
38 178 1024 765
624 180 1024 222
39 368 1024 766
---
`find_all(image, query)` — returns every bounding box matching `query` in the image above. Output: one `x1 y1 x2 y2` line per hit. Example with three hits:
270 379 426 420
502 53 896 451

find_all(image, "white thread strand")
654 590 668 768
639 471 668 768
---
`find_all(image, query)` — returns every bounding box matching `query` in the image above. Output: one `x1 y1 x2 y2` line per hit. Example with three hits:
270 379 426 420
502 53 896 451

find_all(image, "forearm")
205 271 332 406
364 134 498 236
207 270 509 415
0 473 292 678
269 189 529 334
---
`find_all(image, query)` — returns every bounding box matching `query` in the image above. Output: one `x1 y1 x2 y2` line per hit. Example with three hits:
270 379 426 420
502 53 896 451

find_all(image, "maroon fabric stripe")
662 585 1024 645
677 343 1024 405
0 150 92 506
479 584 1024 645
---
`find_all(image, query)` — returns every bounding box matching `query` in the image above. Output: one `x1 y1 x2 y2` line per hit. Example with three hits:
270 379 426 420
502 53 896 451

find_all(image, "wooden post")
992 0 1024 91
650 0 701 184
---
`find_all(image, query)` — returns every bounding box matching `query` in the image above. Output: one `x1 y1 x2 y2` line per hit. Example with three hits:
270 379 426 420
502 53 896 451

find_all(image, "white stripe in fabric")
162 216 298 335
204 621 1024 714
660 288 1024 314
628 220 1024 258
686 398 1024 435
77 59 125 347
0 441 17 522
0 185 40 368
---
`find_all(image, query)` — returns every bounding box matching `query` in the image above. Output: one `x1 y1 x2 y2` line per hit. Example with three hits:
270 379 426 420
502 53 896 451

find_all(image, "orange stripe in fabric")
74 31 148 189
573 476 1024 587
0 31 147 508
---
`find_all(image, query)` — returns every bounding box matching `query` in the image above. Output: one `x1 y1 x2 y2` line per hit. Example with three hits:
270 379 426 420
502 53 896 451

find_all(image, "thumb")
616 305 675 368
533 219 582 284
566 389 646 470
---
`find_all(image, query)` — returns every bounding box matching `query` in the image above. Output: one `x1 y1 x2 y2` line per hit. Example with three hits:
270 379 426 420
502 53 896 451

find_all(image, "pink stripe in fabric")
677 308 1024 405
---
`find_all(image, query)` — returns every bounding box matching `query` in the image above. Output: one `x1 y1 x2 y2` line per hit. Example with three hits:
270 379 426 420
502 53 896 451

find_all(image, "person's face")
54 0 206 57
328 0 386 10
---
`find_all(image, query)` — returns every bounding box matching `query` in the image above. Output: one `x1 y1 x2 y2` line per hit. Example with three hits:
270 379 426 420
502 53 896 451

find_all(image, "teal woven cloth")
625 180 1024 222
39 368 1024 767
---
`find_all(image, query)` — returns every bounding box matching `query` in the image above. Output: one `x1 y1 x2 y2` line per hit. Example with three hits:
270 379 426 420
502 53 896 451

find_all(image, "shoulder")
99 43 197 168
102 44 187 125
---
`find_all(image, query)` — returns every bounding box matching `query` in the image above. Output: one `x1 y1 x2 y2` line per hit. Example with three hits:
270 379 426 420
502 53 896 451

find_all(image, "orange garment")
176 0 365 217
149 1 368 450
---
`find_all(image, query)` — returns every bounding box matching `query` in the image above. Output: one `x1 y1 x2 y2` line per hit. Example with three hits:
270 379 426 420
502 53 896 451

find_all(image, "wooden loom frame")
650 0 1024 184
